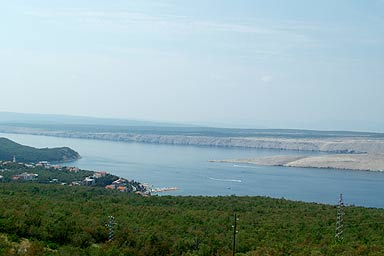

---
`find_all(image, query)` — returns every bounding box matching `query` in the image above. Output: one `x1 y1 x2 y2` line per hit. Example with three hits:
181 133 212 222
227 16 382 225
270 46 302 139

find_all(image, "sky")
1 0 383 131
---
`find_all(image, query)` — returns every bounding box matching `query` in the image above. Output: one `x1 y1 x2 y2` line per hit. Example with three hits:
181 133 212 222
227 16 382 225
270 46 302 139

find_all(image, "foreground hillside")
0 184 383 255
0 137 80 163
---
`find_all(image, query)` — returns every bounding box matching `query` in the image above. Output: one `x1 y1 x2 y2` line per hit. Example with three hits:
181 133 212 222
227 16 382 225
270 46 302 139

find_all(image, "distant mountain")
0 137 80 163
0 112 191 127
0 112 383 139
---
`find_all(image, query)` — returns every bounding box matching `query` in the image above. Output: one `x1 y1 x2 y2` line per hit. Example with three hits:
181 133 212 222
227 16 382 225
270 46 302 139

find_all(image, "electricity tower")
335 193 344 242
106 215 116 241
232 213 239 256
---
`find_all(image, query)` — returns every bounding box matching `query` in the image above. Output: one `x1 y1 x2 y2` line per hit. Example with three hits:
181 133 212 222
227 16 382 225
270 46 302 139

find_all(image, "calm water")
1 132 384 208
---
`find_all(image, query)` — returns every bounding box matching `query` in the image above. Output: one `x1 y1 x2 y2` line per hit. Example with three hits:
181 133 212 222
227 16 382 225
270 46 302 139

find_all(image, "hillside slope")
0 183 383 255
0 137 80 163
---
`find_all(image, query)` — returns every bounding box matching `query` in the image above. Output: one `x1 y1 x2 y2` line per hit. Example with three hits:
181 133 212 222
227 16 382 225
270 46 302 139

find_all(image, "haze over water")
2 132 384 208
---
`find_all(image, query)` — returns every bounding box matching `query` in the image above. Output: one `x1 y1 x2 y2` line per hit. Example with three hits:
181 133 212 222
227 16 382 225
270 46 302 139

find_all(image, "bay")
1 132 383 208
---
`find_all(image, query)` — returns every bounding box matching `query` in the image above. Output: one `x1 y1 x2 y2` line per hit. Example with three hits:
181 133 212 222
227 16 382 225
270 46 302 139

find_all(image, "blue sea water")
1 132 384 208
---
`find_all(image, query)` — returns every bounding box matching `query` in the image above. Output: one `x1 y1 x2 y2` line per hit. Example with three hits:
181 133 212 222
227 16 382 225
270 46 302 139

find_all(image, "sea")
1 132 384 208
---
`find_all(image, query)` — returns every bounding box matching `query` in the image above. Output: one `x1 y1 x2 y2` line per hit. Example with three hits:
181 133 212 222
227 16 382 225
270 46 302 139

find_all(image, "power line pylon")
106 215 116 241
232 213 239 256
335 193 344 242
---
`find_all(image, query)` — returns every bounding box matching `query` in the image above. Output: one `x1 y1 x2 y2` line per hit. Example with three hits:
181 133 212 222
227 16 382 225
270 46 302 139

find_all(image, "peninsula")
210 153 384 172
0 137 80 163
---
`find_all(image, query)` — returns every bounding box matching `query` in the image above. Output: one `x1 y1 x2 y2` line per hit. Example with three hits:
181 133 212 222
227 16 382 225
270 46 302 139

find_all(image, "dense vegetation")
0 162 145 192
0 183 383 255
0 162 93 184
0 138 80 163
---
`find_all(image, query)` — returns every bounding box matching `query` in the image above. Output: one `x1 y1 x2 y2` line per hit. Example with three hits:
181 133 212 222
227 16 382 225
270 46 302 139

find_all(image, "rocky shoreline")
1 126 384 154
2 126 384 172
211 153 384 172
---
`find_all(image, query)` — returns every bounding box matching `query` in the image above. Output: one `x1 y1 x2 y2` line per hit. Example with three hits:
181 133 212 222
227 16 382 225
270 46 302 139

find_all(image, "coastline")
1 126 384 154
210 153 384 172
2 128 384 173
2 130 384 207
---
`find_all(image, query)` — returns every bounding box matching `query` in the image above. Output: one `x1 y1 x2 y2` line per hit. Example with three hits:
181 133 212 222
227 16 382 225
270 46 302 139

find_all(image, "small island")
0 137 80 163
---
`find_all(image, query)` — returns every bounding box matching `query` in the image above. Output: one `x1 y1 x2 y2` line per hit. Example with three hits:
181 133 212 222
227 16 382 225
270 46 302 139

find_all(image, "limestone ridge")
3 131 384 154
212 154 384 172
1 125 384 154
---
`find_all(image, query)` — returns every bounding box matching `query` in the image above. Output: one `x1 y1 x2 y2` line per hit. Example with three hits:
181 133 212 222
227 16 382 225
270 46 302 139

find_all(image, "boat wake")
233 164 260 169
208 177 242 183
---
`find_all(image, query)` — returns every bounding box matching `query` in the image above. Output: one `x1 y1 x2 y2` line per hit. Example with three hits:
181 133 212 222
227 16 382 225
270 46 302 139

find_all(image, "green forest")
0 138 80 163
0 183 383 255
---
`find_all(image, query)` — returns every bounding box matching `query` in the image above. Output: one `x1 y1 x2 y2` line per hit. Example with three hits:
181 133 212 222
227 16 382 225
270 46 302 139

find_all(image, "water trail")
208 177 242 183
233 164 260 169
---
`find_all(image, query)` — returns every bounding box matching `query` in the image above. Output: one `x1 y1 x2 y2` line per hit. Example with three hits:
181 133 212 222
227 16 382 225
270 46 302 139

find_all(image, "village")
0 158 150 196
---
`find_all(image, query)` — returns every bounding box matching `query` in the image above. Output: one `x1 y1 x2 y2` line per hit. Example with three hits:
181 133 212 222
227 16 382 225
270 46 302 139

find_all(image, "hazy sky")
1 0 383 131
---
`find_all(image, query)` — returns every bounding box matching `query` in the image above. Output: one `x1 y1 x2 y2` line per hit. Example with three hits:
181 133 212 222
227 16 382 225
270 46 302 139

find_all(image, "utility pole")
106 215 116 241
335 193 344 242
232 213 239 256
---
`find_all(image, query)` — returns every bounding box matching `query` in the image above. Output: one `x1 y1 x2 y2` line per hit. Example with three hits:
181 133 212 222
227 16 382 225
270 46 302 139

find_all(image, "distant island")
1 112 384 172
1 123 384 154
0 137 80 163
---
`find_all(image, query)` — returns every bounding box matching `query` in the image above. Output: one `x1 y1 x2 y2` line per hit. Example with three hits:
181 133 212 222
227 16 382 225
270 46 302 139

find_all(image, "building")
52 165 61 170
105 184 116 190
93 171 107 178
66 167 79 173
83 177 96 186
12 172 38 181
117 186 128 192
112 178 127 186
